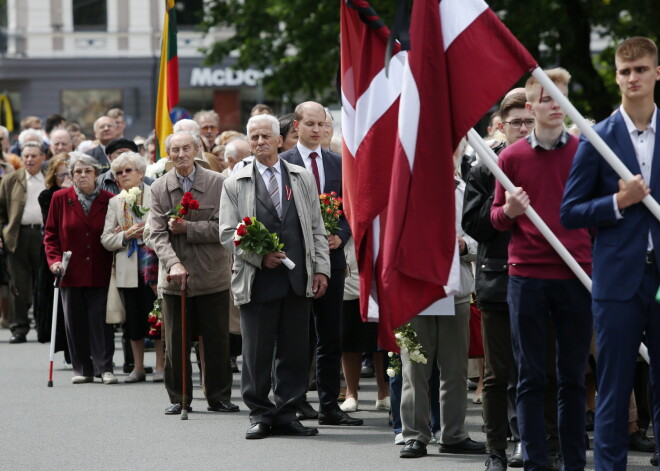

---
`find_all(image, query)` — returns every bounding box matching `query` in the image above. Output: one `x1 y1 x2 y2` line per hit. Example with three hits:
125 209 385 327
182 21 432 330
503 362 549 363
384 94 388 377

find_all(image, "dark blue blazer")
560 109 660 301
280 147 351 270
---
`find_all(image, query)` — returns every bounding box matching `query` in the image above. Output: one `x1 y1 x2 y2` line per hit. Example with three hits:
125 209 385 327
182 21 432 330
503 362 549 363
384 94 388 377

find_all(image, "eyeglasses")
115 167 134 177
55 172 71 179
503 119 535 129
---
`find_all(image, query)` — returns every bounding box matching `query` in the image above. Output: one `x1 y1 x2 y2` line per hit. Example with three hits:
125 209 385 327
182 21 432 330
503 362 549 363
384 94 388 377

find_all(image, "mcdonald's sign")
0 94 14 131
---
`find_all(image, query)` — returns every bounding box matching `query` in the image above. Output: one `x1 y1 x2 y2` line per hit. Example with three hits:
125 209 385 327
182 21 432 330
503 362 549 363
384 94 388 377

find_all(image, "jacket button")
86 257 90 261
481 264 485 268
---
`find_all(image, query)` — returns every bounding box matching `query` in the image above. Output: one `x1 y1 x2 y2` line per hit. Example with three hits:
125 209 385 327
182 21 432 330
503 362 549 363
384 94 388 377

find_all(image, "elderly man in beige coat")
219 114 330 440
0 141 46 343
149 131 237 415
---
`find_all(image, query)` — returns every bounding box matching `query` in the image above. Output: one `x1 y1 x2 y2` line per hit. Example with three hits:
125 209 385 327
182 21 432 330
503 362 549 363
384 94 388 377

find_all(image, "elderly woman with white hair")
44 152 117 384
101 151 164 383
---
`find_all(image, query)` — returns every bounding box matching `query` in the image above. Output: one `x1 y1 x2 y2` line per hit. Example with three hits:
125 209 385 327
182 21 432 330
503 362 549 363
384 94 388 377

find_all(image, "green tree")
202 0 659 118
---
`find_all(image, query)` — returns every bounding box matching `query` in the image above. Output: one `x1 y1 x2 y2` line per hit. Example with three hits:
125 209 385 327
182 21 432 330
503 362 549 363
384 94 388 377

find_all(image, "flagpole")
530 67 660 223
467 128 592 291
468 128 651 364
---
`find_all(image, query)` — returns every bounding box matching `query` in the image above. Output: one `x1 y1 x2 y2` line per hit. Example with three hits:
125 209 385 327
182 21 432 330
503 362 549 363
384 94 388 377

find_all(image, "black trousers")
162 290 232 406
309 269 345 412
240 288 310 426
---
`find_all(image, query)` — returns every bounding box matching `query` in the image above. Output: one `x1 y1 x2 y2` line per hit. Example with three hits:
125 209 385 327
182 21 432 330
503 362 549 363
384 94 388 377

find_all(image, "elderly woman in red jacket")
44 152 116 385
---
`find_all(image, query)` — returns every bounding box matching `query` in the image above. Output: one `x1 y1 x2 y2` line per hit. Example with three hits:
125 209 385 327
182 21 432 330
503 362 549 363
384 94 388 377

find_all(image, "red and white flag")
381 0 537 326
341 0 405 350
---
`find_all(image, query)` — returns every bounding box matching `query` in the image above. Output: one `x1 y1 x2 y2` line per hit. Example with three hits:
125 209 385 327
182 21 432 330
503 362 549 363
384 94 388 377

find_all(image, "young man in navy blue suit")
280 101 362 426
561 37 660 470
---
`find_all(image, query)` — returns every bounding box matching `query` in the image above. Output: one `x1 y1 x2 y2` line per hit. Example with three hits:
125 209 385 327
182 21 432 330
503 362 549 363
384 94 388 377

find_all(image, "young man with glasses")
490 69 593 471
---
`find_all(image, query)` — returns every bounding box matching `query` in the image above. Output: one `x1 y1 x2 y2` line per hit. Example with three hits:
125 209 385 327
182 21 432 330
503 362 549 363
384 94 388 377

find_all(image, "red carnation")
234 239 241 246
237 224 247 237
243 217 252 225
188 200 200 210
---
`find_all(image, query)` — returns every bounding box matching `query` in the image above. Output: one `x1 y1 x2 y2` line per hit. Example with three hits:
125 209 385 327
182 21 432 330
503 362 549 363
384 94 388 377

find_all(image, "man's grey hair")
0 125 8 138
18 129 44 146
225 141 239 160
20 141 44 153
68 151 102 175
246 114 279 136
111 151 147 177
173 119 200 136
164 131 201 153
93 116 117 132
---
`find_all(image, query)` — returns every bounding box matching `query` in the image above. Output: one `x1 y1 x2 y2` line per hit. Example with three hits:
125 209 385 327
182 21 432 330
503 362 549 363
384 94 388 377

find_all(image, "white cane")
47 251 71 387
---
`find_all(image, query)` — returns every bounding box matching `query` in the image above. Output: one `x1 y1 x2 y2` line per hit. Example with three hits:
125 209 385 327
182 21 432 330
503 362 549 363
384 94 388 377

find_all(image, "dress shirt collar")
254 157 282 176
619 105 657 136
26 170 44 182
297 142 323 161
176 166 197 187
526 128 571 151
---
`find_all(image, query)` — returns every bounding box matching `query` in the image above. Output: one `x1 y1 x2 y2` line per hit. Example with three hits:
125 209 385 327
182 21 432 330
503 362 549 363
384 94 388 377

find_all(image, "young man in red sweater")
490 68 593 471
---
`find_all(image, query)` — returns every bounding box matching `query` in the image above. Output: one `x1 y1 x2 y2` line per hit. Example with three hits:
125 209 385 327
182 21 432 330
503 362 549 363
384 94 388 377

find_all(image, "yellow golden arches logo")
0 94 14 132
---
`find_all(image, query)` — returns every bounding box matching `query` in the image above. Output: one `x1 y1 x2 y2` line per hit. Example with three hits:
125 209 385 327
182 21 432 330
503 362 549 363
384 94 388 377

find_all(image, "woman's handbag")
106 261 126 324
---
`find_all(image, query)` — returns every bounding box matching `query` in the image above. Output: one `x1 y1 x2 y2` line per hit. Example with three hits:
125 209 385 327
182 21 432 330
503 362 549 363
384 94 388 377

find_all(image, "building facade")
0 0 272 138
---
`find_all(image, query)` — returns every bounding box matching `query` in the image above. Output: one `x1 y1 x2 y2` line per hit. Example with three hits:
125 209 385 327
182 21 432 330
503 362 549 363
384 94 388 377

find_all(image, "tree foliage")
202 0 659 118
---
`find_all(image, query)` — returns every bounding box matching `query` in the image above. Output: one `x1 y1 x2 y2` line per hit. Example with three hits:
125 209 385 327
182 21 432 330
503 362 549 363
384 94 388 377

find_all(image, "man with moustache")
219 113 330 439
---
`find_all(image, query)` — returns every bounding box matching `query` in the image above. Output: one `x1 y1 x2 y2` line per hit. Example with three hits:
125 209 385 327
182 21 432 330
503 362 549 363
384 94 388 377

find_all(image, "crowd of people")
0 35 658 470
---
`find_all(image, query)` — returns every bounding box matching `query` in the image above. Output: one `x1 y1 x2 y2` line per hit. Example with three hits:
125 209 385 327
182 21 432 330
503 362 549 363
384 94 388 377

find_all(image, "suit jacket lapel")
612 112 642 175
280 163 292 221
649 109 660 188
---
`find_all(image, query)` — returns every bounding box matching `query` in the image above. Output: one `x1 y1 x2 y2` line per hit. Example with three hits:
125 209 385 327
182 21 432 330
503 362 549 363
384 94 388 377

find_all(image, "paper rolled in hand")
281 256 295 270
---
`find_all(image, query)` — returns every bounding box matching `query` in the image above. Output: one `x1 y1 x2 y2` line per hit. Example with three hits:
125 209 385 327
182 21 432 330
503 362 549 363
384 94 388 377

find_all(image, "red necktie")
309 152 321 194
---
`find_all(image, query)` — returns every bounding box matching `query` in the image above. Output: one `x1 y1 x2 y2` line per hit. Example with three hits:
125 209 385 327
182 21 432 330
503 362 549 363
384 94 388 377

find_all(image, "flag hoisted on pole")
380 0 537 327
340 0 405 350
155 0 179 160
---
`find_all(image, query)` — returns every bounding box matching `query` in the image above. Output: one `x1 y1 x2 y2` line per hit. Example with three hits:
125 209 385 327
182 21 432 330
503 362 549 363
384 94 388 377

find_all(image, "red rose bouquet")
168 191 200 221
234 216 295 269
319 191 343 235
147 299 163 338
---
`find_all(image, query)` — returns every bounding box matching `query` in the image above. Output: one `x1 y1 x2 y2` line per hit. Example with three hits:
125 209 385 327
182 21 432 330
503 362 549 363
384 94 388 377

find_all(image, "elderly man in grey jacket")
219 114 330 440
149 131 238 416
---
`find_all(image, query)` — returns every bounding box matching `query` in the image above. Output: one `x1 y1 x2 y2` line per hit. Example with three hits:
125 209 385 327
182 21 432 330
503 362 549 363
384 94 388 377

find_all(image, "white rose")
386 368 396 378
388 351 394 358
394 332 403 340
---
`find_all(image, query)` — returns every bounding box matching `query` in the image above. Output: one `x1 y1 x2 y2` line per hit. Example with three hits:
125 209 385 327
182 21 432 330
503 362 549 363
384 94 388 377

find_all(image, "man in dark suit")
85 116 117 171
279 101 362 426
219 114 331 439
561 37 660 470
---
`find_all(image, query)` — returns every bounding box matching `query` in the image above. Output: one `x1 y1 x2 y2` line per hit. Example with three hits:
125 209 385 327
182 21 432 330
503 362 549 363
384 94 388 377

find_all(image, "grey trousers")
7 226 42 336
401 301 470 445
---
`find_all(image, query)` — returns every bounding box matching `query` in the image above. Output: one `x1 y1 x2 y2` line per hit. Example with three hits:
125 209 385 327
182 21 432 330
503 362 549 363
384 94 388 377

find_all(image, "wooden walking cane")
167 273 189 420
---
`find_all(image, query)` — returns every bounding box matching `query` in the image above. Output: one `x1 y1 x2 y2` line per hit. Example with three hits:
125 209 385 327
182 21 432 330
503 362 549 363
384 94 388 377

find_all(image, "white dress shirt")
21 171 45 225
297 142 325 192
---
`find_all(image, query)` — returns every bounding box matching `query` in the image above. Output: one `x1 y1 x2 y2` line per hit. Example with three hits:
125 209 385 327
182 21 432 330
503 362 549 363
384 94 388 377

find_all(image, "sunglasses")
55 172 71 179
115 167 135 177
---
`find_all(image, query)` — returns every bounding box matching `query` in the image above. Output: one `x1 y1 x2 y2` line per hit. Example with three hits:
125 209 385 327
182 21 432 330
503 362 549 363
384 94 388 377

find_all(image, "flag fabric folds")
155 0 179 160
340 0 537 344
381 0 537 327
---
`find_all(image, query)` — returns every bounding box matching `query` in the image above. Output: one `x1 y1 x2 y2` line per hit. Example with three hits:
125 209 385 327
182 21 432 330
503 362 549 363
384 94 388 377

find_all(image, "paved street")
0 330 655 470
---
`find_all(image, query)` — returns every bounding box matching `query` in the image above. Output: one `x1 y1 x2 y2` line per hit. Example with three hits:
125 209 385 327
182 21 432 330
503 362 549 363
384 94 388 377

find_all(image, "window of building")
73 0 107 31
61 89 122 136
174 0 203 30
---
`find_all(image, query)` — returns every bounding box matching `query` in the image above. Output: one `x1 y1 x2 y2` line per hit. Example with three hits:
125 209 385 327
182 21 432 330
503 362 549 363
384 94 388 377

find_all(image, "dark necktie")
309 152 321 194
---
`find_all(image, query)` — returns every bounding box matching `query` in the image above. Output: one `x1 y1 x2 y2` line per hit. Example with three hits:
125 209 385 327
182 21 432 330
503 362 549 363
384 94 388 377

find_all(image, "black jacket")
462 146 510 311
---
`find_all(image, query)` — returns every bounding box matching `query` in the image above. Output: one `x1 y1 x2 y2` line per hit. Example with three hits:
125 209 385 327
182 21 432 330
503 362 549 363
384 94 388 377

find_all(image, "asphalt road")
0 330 655 470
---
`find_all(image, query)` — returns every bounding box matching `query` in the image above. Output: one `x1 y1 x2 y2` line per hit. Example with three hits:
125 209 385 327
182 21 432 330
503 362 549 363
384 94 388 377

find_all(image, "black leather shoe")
400 439 427 458
164 403 192 415
651 450 658 466
207 401 240 413
9 334 26 344
630 430 656 453
585 409 595 432
509 442 523 468
295 400 318 420
440 437 486 454
246 423 270 439
270 420 318 436
485 449 507 470
318 409 363 426
547 450 563 471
